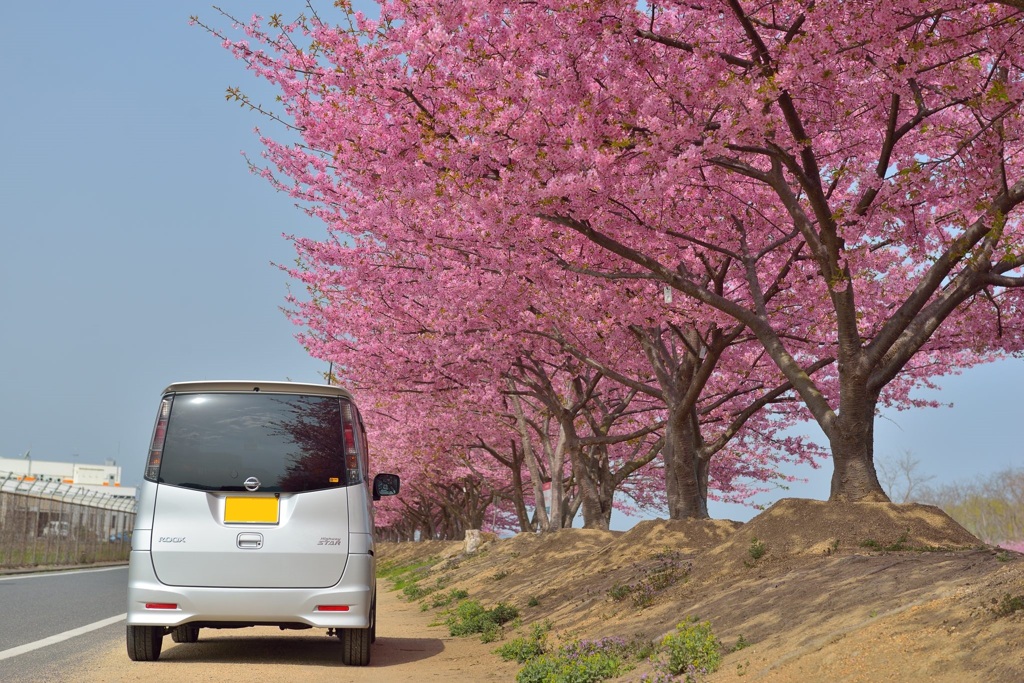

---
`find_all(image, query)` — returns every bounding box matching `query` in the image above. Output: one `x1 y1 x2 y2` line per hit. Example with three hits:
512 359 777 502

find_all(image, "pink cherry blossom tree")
283 201 826 528
195 0 1024 512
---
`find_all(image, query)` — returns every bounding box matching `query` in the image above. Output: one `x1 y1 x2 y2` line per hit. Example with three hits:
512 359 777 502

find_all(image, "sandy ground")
47 498 1024 681
66 582 521 682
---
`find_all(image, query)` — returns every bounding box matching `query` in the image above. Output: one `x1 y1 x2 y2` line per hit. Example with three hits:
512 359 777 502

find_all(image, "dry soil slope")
379 499 1024 682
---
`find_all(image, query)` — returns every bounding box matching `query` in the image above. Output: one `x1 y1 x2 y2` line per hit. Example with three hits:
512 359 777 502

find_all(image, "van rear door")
146 391 355 589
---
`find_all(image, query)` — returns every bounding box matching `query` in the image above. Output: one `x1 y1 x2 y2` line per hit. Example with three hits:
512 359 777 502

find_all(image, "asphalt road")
0 565 520 682
0 566 128 682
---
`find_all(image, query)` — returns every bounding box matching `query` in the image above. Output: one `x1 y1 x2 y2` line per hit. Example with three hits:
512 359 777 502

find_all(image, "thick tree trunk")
420 518 435 541
548 426 570 530
828 386 890 502
507 458 534 532
663 405 710 519
632 324 713 520
509 391 551 531
575 444 614 530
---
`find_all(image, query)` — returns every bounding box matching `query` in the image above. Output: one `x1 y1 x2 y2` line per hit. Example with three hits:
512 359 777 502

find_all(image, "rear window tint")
158 393 351 492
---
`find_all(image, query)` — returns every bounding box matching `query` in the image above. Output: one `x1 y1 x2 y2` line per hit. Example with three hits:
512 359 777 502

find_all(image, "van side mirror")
372 473 401 501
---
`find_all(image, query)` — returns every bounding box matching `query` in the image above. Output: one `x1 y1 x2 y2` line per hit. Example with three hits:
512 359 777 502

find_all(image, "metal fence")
0 472 137 570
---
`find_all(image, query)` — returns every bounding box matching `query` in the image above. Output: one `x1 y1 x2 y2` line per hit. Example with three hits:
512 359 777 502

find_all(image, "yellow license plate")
224 497 279 524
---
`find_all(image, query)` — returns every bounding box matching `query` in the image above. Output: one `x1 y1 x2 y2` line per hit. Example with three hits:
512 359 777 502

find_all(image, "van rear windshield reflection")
159 393 349 492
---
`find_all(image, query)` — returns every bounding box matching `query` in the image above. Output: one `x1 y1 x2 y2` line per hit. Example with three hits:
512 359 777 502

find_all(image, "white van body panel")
147 486 351 588
127 549 373 628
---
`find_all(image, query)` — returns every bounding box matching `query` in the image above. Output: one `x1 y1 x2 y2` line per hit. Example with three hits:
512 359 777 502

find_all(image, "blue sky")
1 2 1020 525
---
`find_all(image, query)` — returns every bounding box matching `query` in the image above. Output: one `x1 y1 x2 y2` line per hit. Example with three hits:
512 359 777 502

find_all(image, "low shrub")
992 593 1024 618
495 622 550 663
860 531 911 552
608 583 632 602
430 587 469 608
646 617 722 683
609 550 690 608
516 637 631 683
446 599 520 642
403 583 431 600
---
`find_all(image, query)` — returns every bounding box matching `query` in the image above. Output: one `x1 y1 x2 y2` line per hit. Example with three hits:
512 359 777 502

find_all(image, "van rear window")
157 393 352 492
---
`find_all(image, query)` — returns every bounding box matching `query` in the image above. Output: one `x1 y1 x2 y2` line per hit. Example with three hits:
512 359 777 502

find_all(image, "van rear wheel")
370 596 377 644
127 625 164 661
171 625 200 643
339 627 371 666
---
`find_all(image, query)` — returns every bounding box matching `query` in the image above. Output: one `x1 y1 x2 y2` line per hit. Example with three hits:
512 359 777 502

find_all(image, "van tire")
171 625 200 643
127 625 163 661
339 627 371 666
370 596 377 644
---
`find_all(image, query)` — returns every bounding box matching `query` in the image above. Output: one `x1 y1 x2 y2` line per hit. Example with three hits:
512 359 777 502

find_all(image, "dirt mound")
593 518 743 579
378 539 462 567
430 527 621 597
703 498 982 569
376 498 1024 682
618 518 742 551
501 527 621 556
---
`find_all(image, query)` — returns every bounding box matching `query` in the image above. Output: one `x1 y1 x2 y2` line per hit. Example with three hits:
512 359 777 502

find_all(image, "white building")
0 456 135 499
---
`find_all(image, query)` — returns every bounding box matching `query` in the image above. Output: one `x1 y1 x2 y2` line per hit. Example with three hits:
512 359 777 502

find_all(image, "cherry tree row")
284 230 822 533
198 0 1024 533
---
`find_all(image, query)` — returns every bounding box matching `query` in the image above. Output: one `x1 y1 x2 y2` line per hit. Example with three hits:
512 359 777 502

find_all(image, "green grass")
0 541 129 569
497 621 717 683
515 637 633 683
378 556 442 601
378 556 438 581
857 532 960 553
658 617 723 682
992 593 1024 617
860 532 911 552
429 587 469 608
445 599 520 643
607 549 689 608
495 622 550 663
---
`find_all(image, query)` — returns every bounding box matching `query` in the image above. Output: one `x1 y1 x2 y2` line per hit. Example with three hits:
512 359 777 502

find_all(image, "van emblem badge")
244 477 261 492
317 537 343 546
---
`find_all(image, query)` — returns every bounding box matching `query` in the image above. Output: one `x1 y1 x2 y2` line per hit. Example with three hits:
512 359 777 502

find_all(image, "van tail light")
341 401 359 483
316 605 350 612
145 397 172 481
145 603 178 610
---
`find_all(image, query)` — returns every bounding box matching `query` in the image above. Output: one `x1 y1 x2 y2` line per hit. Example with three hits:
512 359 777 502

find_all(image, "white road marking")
0 565 125 581
0 613 126 660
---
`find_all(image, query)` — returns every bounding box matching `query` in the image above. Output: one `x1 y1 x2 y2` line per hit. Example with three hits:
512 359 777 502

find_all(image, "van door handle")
237 533 264 549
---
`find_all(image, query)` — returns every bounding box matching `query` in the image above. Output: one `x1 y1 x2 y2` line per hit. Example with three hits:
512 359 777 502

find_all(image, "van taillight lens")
145 397 172 481
341 401 359 484
316 605 350 612
145 603 178 610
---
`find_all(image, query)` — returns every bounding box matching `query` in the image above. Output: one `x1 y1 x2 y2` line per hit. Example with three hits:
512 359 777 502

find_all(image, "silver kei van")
126 381 400 665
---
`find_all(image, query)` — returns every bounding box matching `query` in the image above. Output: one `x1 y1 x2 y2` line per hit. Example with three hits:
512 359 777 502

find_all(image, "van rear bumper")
126 550 374 628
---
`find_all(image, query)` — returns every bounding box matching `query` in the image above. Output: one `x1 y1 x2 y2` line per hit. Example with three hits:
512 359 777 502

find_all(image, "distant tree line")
880 452 1024 548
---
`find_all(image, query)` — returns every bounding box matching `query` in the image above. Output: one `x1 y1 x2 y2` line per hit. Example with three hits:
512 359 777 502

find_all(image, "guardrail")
0 472 137 569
